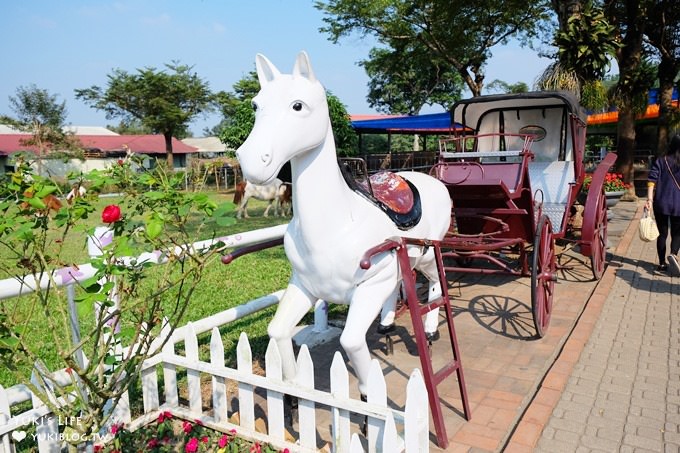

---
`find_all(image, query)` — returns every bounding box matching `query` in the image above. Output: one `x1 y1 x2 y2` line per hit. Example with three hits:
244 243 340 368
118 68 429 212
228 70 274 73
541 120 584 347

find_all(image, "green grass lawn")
0 191 315 388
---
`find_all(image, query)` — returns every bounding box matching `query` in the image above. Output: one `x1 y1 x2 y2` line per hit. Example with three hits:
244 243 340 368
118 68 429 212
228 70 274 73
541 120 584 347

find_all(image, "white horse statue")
236 51 452 397
234 178 288 219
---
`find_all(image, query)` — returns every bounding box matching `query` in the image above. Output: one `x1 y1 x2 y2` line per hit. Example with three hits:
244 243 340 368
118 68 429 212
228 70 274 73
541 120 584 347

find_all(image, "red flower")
93 445 103 452
250 442 262 453
117 159 124 166
101 205 122 223
182 420 193 434
185 437 199 453
157 411 173 423
218 434 229 448
147 438 159 449
110 423 123 435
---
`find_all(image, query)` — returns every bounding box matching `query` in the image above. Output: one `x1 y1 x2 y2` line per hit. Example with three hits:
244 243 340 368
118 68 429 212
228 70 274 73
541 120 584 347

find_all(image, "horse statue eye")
251 101 258 112
292 102 303 112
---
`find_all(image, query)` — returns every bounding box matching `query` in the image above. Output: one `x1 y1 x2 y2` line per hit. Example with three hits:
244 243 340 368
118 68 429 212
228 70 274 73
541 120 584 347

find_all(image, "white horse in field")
236 51 451 396
233 178 287 219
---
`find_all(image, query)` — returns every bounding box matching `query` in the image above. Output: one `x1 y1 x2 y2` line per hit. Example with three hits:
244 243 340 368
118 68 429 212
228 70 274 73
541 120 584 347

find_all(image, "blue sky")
0 1 553 136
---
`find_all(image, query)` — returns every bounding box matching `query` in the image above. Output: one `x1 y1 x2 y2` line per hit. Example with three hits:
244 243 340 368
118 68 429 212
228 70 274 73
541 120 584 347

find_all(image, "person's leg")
653 208 670 266
669 215 680 256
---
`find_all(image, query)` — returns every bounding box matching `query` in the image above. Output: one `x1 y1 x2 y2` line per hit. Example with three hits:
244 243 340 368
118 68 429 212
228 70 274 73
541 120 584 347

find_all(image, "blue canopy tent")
350 111 466 153
351 112 460 134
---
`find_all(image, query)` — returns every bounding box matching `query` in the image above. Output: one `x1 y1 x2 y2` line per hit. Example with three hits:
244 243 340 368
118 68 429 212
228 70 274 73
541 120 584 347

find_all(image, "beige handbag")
639 208 660 242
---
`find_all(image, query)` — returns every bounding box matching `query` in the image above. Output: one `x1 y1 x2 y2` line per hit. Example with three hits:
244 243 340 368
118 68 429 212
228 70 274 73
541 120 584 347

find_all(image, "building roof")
0 134 198 157
181 136 227 152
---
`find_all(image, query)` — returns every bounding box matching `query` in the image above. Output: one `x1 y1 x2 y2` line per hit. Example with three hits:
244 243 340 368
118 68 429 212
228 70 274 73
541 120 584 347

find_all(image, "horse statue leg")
377 248 442 340
416 248 443 340
267 278 317 381
344 263 400 396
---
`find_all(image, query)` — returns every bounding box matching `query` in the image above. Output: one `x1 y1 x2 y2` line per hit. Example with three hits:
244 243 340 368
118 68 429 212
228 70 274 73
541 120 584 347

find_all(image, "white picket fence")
0 321 429 452
0 220 431 452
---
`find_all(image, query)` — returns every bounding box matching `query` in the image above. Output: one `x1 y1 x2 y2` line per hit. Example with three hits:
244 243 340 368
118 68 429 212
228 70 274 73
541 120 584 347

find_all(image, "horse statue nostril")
261 153 272 165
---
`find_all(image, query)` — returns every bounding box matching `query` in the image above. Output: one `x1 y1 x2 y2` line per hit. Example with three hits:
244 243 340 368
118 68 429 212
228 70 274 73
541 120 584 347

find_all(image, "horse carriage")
429 91 615 338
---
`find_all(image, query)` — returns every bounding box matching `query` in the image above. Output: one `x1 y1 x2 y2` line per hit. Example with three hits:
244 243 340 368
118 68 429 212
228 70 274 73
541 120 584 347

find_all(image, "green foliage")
217 72 358 155
326 91 358 156
554 1 619 82
361 45 464 114
75 62 213 166
486 79 530 94
315 0 553 97
7 84 68 129
0 156 236 442
3 85 81 163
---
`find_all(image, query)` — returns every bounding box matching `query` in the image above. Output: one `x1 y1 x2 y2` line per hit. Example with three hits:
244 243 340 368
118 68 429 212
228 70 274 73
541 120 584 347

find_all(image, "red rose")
101 205 121 223
182 420 193 434
185 437 199 453
218 434 229 448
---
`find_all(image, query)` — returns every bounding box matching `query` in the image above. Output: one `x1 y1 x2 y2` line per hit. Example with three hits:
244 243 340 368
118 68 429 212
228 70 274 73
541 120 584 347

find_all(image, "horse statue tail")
233 181 246 204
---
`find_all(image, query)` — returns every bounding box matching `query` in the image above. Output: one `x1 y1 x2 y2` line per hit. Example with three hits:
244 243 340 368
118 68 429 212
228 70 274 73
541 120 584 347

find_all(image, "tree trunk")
616 109 637 199
164 132 174 170
656 58 680 156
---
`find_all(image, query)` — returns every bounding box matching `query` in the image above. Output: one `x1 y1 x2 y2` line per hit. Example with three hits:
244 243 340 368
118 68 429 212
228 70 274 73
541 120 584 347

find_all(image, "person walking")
646 134 680 275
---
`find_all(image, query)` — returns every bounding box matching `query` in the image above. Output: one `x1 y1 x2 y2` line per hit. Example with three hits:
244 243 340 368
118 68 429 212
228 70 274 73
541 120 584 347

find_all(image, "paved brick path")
506 200 680 452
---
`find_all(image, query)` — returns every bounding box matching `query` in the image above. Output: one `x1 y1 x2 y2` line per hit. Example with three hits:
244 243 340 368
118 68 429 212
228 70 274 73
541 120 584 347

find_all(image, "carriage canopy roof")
449 91 587 131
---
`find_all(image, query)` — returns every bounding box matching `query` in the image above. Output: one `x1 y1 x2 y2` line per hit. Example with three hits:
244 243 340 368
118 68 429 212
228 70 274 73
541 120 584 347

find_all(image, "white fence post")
209 327 227 424
405 368 429 452
295 345 316 449
236 333 255 431
184 323 202 416
330 352 351 453
366 360 388 453
264 340 284 442
0 386 13 453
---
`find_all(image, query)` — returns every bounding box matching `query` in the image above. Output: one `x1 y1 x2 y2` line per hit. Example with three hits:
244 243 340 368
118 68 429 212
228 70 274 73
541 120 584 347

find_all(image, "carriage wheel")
531 215 556 338
588 188 608 280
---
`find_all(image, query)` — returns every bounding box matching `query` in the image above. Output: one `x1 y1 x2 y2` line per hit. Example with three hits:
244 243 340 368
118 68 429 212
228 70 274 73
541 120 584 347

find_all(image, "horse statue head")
237 52 330 185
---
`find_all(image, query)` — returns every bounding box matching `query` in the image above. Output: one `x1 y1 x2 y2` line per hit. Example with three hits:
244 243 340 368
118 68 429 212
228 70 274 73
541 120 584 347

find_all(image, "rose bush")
0 154 236 450
96 411 288 453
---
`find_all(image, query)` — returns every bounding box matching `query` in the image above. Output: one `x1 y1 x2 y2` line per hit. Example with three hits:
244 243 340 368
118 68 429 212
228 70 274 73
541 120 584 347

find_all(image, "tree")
537 1 619 110
218 73 357 156
315 0 552 97
486 79 530 94
603 0 656 194
646 0 680 154
3 84 78 173
75 62 213 168
361 45 464 114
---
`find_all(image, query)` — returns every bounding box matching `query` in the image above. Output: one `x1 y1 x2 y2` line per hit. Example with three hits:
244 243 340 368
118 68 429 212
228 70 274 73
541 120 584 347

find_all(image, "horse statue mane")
236 51 452 397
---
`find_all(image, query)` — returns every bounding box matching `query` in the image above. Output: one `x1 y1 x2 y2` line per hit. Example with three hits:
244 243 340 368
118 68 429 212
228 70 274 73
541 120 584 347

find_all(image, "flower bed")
96 411 288 453
583 172 630 192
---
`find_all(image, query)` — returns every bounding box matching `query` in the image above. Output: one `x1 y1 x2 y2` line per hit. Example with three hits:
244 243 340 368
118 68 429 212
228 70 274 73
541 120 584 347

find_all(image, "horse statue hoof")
376 323 395 335
426 330 440 342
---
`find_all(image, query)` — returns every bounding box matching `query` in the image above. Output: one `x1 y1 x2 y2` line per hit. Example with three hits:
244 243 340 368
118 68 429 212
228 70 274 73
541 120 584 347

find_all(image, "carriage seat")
528 161 575 233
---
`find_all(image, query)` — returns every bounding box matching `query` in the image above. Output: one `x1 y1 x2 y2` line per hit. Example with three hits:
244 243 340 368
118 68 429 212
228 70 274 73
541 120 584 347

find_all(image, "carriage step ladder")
361 238 471 449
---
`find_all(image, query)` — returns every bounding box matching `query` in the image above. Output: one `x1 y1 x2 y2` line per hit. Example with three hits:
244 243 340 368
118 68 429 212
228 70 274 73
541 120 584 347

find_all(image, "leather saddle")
340 161 422 230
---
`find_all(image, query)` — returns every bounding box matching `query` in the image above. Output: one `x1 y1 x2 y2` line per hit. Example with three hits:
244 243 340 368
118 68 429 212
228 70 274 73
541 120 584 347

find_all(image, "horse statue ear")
293 51 316 83
255 54 281 86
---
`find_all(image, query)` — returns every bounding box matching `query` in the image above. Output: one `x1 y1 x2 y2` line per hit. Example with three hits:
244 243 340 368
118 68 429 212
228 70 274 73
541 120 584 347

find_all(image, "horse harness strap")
340 163 423 230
